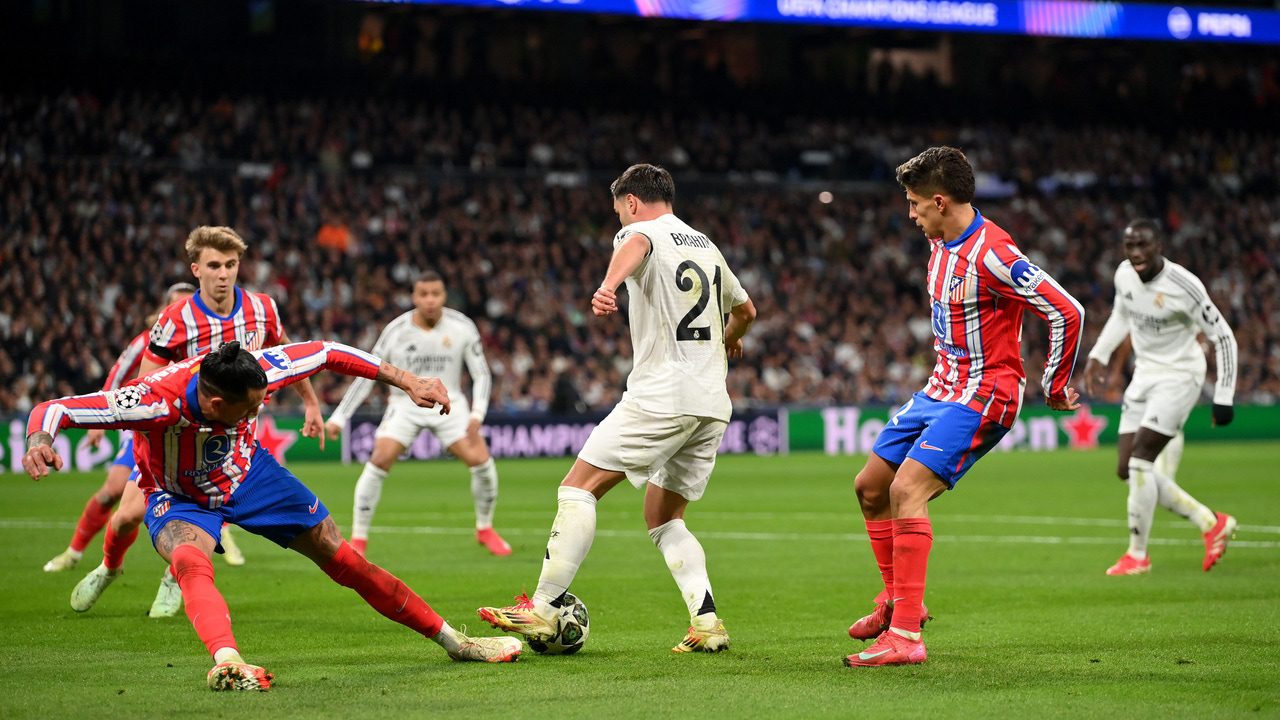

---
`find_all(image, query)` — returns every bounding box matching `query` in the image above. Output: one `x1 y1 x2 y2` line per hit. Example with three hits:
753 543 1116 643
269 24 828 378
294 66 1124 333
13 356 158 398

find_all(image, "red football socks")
102 523 138 571
865 519 895 598
890 517 933 634
322 541 444 637
172 544 238 658
70 498 114 553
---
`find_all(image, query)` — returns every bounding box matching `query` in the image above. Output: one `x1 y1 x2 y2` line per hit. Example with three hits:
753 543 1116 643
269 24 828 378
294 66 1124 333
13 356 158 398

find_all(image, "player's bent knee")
291 517 346 566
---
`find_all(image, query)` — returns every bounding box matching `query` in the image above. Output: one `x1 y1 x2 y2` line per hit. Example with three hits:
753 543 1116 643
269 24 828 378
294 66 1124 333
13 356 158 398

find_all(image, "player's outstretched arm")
593 232 652 317
23 388 174 480
724 298 757 359
375 362 451 415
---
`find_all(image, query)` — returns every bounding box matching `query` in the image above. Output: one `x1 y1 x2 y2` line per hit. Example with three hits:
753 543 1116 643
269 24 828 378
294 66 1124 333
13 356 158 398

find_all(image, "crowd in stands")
1 91 1277 416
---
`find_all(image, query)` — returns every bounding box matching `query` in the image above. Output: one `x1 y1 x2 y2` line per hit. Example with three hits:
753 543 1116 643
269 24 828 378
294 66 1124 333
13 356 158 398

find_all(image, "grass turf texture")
2 443 1278 719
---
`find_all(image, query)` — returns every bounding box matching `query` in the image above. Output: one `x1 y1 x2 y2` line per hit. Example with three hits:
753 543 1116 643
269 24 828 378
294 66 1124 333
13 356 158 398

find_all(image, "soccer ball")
528 593 590 655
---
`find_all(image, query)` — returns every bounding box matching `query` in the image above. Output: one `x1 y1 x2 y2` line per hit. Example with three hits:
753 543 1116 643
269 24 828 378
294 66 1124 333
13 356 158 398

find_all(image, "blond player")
478 164 757 652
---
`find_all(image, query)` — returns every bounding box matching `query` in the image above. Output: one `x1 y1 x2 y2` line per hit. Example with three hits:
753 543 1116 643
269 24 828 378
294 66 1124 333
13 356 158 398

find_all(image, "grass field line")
4 517 1279 549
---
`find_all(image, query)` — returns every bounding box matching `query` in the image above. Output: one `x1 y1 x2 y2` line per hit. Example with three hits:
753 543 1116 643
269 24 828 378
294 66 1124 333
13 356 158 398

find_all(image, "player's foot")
447 630 523 663
1105 553 1151 576
673 619 730 653
476 528 512 556
220 526 245 566
351 538 368 556
70 563 121 612
1202 512 1237 572
207 661 273 691
148 569 183 618
844 630 927 667
43 548 83 573
477 593 558 642
848 592 930 641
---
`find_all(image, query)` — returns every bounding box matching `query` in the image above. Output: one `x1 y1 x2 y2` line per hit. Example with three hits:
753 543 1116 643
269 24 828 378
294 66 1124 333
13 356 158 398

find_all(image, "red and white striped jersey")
102 330 149 391
144 287 284 365
922 211 1084 427
29 341 381 508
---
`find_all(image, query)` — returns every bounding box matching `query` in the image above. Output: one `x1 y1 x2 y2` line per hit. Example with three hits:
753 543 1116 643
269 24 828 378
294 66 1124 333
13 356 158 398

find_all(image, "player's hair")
895 146 976 203
610 164 675 204
416 270 444 286
186 226 248 264
1125 218 1163 239
199 341 268 403
166 281 197 296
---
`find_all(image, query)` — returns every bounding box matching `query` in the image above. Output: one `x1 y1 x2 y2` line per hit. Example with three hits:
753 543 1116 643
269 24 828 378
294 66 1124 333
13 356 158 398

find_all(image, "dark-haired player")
23 341 521 691
846 146 1085 667
479 164 757 653
1084 219 1238 576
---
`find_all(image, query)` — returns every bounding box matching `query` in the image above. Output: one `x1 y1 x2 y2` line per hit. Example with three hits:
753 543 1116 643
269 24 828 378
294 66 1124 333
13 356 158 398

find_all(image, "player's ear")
933 194 945 211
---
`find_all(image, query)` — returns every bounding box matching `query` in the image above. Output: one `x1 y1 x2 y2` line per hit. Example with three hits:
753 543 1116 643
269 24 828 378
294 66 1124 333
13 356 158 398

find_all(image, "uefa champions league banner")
1 405 1275 472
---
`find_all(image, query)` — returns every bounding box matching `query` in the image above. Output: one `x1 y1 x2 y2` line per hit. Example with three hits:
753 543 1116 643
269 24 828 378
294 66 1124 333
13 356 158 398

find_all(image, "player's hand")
591 286 618 317
1046 386 1081 411
406 376 451 415
324 421 343 440
302 404 325 451
85 428 106 449
23 444 63 480
725 337 744 359
1212 403 1234 427
1083 358 1107 397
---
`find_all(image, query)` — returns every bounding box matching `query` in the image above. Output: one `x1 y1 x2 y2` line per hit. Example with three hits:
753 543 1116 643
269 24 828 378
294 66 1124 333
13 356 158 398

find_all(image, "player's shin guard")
322 540 445 637
352 463 387 542
890 518 932 634
71 498 114 553
865 519 895 598
649 519 718 627
102 523 138 571
172 545 238 658
532 486 597 611
470 458 499 529
1126 458 1159 558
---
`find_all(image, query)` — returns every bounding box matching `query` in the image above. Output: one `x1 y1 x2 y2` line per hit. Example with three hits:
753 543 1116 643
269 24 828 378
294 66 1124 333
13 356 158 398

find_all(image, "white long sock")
649 519 719 629
1126 458 1159 559
352 463 388 541
431 621 462 654
1151 454 1217 533
470 458 499 530
1154 431 1184 480
532 486 597 615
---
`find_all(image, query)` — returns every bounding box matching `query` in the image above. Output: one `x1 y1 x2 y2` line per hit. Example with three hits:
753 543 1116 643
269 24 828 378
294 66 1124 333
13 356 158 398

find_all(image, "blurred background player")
23 340 521 691
324 271 509 556
478 164 757 653
42 282 195 574
1084 219 1239 576
67 226 326 615
847 147 1084 667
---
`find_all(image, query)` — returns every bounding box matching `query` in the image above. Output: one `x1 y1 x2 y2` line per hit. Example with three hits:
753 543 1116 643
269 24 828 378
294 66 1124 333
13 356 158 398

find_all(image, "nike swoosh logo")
308 498 320 514
859 649 892 660
919 441 944 451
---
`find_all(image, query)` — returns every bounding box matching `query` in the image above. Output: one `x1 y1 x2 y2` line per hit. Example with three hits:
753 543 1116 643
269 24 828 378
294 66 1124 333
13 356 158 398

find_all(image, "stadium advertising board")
3 405 1274 472
371 0 1280 44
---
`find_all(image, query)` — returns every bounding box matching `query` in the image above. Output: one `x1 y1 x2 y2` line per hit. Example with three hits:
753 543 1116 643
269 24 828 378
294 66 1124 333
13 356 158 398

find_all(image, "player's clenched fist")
406 376 451 414
23 443 63 480
592 287 618 316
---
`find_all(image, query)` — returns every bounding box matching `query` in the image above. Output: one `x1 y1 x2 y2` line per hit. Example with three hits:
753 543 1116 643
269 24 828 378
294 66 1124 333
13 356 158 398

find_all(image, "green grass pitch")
2 443 1278 718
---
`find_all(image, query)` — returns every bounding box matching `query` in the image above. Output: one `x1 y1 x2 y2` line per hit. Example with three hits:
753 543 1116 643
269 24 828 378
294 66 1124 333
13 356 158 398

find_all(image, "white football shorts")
577 396 726 501
1119 369 1204 437
374 396 471 449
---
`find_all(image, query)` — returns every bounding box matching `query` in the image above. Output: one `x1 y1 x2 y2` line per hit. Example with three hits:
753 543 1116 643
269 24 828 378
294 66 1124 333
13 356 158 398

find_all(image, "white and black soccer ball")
528 593 590 655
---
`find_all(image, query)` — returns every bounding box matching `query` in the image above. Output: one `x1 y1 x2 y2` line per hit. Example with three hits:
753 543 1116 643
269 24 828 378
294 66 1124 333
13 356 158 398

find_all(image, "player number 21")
674 260 723 342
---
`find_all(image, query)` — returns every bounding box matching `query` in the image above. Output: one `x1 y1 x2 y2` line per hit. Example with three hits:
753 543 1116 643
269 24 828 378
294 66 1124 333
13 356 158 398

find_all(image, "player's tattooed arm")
26 431 53 450
22 432 63 480
378 361 451 415
375 362 408 389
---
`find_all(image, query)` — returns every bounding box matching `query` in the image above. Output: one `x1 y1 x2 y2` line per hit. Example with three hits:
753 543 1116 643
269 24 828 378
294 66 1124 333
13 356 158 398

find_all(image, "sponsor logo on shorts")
919 440 944 451
308 497 320 514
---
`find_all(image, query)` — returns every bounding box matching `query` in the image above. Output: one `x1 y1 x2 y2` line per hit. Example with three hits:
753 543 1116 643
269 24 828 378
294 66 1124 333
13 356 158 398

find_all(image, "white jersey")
615 213 749 422
328 308 492 425
1088 259 1237 405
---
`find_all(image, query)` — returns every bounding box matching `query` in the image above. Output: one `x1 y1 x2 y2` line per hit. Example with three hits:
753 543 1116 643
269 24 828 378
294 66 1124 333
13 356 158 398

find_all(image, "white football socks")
532 486 597 616
352 463 388 541
1126 458 1159 559
431 621 462 654
649 519 719 629
470 458 499 530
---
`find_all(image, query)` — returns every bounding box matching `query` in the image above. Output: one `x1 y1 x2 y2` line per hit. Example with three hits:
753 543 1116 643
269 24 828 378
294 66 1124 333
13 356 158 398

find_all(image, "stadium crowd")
1 91 1277 415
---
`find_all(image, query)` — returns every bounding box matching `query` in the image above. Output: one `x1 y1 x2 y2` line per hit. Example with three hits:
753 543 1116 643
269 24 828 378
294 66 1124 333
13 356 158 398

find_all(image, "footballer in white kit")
1084 219 1238 576
478 164 757 653
325 272 511 557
